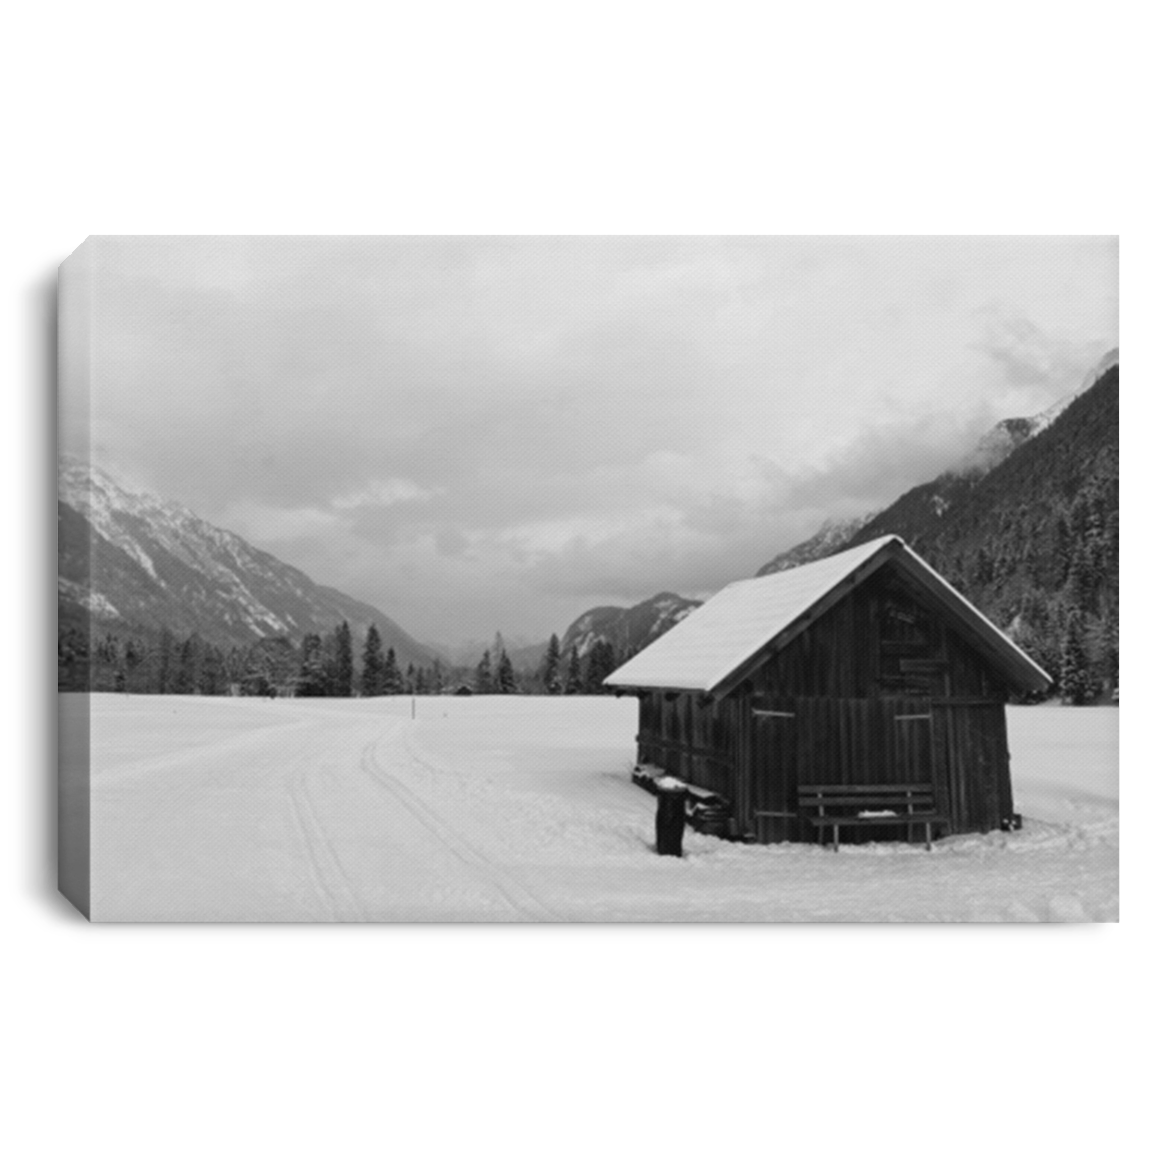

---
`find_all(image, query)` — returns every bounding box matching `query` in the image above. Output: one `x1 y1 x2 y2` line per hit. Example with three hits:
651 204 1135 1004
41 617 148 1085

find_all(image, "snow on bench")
798 784 946 852
631 764 731 835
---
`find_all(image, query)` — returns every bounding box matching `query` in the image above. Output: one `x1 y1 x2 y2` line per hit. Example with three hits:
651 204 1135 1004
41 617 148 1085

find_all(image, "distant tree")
173 633 205 694
542 634 562 695
563 648 582 695
1086 612 1119 696
221 645 244 693
238 635 297 696
429 657 445 695
361 624 386 696
124 638 143 676
297 633 329 697
475 649 494 694
241 648 274 697
584 639 618 694
1060 611 1095 704
156 626 176 694
199 643 227 695
332 621 354 697
382 646 404 695
406 663 416 694
58 626 90 691
415 667 428 695
496 650 517 694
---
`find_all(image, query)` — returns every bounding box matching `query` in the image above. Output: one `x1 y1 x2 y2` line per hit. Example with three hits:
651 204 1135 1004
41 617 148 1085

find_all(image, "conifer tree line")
918 467 1119 704
59 615 639 698
59 620 455 698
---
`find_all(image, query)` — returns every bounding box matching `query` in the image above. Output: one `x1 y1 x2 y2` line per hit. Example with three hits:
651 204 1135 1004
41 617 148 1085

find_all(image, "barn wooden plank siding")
607 536 1052 845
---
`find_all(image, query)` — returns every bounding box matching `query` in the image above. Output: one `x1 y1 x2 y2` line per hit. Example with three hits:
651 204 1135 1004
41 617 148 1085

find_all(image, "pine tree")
542 634 562 695
124 639 143 675
406 663 416 693
242 647 274 697
297 633 329 697
382 646 403 694
584 639 617 694
497 650 517 694
361 624 386 697
156 626 176 694
475 649 493 694
173 634 203 694
415 667 428 695
602 639 619 692
429 657 445 695
332 621 354 697
1060 611 1095 705
199 643 227 695
563 648 582 695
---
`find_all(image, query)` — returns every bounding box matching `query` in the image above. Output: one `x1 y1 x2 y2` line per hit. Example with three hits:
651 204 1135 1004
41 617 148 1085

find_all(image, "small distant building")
453 683 474 696
605 536 1051 844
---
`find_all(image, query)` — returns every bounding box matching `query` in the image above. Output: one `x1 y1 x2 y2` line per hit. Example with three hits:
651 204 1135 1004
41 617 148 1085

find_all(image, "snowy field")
72 693 1118 922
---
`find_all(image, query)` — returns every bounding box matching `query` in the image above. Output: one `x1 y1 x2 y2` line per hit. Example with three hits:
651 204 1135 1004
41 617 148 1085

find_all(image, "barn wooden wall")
632 561 1016 844
750 567 1010 702
636 692 738 798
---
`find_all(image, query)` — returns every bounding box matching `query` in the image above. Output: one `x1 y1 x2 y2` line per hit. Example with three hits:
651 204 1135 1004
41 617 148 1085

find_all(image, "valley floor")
70 694 1118 922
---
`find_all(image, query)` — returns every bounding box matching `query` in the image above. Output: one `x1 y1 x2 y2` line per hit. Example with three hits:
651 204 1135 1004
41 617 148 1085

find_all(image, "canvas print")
57 236 1119 922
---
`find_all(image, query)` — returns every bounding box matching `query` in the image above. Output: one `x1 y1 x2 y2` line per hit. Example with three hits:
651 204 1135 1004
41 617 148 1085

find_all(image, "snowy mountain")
951 355 1110 477
756 514 876 577
756 350 1118 577
850 351 1118 559
560 591 701 660
844 354 1118 692
58 459 434 666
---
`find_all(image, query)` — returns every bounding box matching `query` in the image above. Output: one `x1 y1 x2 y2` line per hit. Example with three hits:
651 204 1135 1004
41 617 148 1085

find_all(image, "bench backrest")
798 784 937 811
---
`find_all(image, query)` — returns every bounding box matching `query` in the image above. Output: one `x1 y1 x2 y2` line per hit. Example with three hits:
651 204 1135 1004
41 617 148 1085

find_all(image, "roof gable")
604 535 1051 696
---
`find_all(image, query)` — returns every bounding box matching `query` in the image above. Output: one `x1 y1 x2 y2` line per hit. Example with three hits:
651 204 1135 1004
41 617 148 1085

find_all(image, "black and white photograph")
57 235 1118 923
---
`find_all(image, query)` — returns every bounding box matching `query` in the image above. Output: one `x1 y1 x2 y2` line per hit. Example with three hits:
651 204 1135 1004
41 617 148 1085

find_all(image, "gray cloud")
68 236 1118 645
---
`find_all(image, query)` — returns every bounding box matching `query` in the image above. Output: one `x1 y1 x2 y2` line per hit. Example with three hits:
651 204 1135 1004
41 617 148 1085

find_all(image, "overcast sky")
64 235 1118 648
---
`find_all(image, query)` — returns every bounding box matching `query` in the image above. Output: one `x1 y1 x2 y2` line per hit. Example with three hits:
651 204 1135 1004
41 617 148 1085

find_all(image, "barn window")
879 592 943 695
881 595 934 648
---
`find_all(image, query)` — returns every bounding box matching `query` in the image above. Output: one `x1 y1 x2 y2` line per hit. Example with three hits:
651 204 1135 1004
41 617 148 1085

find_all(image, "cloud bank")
66 235 1118 645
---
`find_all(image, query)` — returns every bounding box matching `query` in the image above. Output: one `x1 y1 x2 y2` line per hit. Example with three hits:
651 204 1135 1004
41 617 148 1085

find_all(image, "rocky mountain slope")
848 353 1119 692
58 459 433 668
560 591 701 661
756 514 875 577
756 349 1117 578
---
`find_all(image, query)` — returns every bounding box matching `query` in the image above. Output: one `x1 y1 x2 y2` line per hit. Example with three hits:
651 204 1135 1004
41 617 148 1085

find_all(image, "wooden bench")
798 784 947 851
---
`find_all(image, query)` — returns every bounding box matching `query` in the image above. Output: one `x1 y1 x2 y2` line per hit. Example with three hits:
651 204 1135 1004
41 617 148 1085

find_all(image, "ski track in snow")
359 737 560 922
286 768 369 922
81 695 1118 922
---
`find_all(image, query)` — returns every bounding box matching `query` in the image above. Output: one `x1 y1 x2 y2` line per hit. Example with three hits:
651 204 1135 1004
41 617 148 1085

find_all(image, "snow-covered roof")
604 535 1052 697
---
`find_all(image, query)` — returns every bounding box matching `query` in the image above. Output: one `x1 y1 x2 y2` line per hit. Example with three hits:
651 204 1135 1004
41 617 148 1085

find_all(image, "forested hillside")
849 359 1119 699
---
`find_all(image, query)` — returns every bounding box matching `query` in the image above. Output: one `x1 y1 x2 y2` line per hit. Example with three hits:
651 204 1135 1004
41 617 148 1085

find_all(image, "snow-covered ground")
75 694 1118 922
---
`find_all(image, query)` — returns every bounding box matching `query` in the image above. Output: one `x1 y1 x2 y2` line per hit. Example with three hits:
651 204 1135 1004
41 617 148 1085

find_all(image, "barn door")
750 698 798 842
932 702 1008 834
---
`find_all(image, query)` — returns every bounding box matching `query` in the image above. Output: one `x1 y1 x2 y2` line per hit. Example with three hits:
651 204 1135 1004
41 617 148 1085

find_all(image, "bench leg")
924 822 931 851
832 824 839 852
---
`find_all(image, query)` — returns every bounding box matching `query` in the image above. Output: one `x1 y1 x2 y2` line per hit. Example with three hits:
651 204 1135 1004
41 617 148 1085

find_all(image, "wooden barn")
605 535 1052 846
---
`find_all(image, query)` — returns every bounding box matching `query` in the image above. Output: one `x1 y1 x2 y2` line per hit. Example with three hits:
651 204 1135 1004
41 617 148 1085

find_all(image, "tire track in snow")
287 769 368 922
360 739 560 923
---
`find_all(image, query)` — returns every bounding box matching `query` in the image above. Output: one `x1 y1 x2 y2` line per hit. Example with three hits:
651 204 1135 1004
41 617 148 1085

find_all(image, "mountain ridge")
755 352 1117 579
58 460 434 668
560 591 702 661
